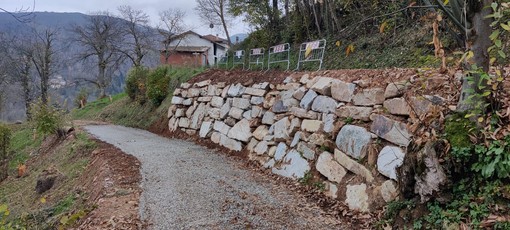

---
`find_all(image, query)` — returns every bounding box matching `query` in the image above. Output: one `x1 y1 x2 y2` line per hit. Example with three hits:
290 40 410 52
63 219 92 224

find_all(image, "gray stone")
290 131 304 148
253 126 269 140
334 149 374 182
199 121 213 138
272 117 290 140
283 76 295 83
224 117 237 126
219 99 232 119
300 90 318 110
233 98 251 109
219 133 243 151
178 117 190 128
227 83 246 97
188 88 201 97
252 82 270 89
331 81 356 102
167 105 176 118
247 138 259 152
197 96 212 102
297 142 315 160
290 118 301 133
322 114 336 133
251 106 263 118
272 150 310 179
409 96 433 117
274 142 288 161
250 96 264 105
229 107 244 120
272 98 299 113
213 121 231 135
300 74 311 84
345 184 369 212
380 180 399 202
335 106 373 121
174 108 184 118
194 80 211 88
190 103 207 129
211 132 221 144
180 82 191 89
325 182 338 199
352 88 385 106
384 98 411 116
311 96 337 113
308 133 327 146
301 120 323 132
316 152 347 183
293 87 307 100
335 125 372 160
186 104 197 118
414 141 448 202
263 159 275 169
267 146 277 157
208 108 221 119
227 119 253 142
377 146 405 180
221 85 230 98
276 83 300 91
370 115 411 147
242 110 251 120
254 141 269 155
245 87 266 96
310 77 334 96
168 117 178 131
207 84 220 96
182 98 193 106
384 82 408 98
290 107 318 120
262 111 275 125
210 96 224 108
171 96 184 105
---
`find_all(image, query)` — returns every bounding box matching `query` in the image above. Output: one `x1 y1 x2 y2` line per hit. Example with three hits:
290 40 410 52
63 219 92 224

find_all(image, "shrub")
125 66 149 103
30 100 67 137
146 66 171 106
73 88 89 109
0 124 10 161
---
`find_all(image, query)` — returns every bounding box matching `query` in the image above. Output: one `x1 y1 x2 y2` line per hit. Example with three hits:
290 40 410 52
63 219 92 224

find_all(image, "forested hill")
0 12 161 122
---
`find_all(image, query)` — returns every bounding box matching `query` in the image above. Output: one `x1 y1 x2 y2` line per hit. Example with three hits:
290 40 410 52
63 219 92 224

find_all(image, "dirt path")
85 125 345 229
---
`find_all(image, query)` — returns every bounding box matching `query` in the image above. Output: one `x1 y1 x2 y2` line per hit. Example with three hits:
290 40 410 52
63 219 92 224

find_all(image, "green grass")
8 125 43 170
71 93 126 120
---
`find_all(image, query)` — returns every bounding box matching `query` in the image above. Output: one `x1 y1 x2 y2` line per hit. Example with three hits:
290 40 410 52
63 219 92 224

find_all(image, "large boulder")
345 184 369 212
316 152 347 183
299 90 318 110
272 150 310 179
311 96 337 113
227 119 253 142
377 146 405 180
370 115 412 147
331 81 356 102
335 125 372 160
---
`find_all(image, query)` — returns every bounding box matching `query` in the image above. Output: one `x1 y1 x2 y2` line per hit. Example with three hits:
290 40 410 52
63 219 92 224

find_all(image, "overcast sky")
1 0 249 37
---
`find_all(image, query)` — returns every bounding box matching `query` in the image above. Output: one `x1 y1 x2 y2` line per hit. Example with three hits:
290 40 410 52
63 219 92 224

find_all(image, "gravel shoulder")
85 125 345 229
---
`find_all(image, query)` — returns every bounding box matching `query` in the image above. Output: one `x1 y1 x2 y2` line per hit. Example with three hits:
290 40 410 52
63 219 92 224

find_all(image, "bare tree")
71 12 125 98
31 28 58 105
0 0 35 23
117 5 154 67
158 8 187 63
195 0 233 45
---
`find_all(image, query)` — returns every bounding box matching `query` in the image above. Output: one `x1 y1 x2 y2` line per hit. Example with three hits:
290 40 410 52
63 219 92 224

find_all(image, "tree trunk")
457 0 493 112
219 0 232 45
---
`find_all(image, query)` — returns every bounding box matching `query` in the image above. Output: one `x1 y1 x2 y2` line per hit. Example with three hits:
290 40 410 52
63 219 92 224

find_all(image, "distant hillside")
230 33 248 44
0 12 162 122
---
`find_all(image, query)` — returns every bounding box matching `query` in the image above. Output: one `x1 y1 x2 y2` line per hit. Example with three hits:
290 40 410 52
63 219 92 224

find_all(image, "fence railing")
267 43 290 71
232 50 245 69
248 48 265 70
296 39 326 71
216 39 326 72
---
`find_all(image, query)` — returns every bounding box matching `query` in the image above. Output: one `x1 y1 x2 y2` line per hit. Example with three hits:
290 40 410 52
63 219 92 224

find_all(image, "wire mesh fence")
232 50 245 69
267 43 290 71
248 48 265 70
216 52 229 69
296 39 326 71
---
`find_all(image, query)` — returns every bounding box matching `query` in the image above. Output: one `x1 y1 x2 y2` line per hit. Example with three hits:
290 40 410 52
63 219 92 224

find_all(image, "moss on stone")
444 114 476 149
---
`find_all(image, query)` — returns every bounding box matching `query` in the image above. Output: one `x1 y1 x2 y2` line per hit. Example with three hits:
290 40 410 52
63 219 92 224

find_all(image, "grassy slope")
1 126 96 228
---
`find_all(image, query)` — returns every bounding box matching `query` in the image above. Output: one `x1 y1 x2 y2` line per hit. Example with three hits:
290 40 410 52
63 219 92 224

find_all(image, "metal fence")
296 39 326 71
248 48 265 70
232 50 245 69
217 52 229 69
267 43 290 71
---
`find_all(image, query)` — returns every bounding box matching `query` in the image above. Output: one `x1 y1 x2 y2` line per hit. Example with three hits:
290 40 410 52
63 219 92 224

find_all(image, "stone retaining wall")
167 73 447 212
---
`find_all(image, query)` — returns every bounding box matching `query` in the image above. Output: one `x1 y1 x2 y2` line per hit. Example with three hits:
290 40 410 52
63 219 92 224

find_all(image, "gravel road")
85 125 344 229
